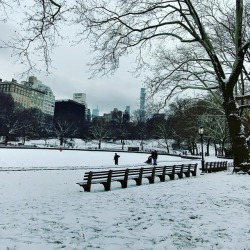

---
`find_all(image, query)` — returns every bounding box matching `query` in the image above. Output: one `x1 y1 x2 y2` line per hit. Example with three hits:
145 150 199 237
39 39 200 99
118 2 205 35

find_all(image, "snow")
0 146 249 250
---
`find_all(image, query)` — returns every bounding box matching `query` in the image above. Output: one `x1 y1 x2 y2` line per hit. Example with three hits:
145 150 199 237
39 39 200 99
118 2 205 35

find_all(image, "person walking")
114 153 120 165
151 150 158 165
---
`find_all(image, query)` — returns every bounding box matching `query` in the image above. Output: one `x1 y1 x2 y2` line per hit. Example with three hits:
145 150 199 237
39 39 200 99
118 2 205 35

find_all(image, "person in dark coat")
145 156 152 164
151 150 158 165
114 153 120 165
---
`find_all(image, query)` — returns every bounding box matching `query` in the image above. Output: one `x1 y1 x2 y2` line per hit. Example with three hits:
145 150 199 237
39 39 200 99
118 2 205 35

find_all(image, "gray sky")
0 17 144 115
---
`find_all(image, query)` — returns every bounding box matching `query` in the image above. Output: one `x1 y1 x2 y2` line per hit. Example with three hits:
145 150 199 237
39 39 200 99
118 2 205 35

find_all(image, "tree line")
1 91 243 157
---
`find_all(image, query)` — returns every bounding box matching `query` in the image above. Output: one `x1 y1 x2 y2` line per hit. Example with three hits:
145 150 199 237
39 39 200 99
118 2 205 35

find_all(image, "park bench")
76 164 197 192
200 161 228 173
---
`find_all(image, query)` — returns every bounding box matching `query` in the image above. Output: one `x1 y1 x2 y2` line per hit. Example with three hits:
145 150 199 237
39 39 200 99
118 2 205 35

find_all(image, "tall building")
0 78 44 110
139 88 146 121
123 106 130 122
103 108 123 123
54 99 86 137
73 93 86 104
140 88 146 110
125 105 130 114
73 93 88 120
92 106 99 118
86 108 91 122
22 76 55 116
54 99 86 123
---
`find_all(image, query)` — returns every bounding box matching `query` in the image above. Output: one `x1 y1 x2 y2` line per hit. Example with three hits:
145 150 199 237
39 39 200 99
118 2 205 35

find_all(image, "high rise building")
22 76 55 116
73 93 88 120
92 106 99 118
125 105 130 114
139 88 146 121
140 88 146 110
73 93 86 104
103 108 123 123
0 78 44 110
123 106 130 122
54 99 86 120
86 108 91 122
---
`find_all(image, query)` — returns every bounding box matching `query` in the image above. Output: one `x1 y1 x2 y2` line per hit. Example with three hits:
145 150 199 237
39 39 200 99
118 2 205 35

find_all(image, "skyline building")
139 88 146 121
1 76 141 120
54 99 86 121
123 106 130 122
92 106 99 118
73 93 86 104
140 88 146 111
73 93 88 120
0 78 44 111
23 76 55 116
125 105 130 114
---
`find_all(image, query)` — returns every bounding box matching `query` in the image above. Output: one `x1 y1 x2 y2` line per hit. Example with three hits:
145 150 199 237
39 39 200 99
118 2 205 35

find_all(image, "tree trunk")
195 144 198 155
213 141 218 156
60 137 63 146
188 144 193 155
22 135 26 145
206 138 210 156
4 134 9 145
140 139 144 151
191 142 195 155
166 143 169 153
223 99 249 168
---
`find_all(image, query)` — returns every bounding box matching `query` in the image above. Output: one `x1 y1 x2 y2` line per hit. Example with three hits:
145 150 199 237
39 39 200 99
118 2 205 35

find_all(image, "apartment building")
0 78 44 110
22 76 55 116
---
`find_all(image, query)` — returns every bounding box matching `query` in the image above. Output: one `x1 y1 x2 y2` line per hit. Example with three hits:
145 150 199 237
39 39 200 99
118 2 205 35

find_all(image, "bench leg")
147 176 155 184
102 182 111 191
83 184 91 192
159 175 165 182
191 171 196 177
168 174 175 180
134 178 142 186
177 173 183 179
119 180 128 188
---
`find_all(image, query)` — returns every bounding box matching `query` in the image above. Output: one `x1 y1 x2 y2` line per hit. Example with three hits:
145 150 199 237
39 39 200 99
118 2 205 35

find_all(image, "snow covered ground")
0 147 249 250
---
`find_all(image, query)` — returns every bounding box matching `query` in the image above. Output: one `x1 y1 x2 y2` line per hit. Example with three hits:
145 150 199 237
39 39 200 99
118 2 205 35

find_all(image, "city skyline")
0 19 144 116
0 75 145 119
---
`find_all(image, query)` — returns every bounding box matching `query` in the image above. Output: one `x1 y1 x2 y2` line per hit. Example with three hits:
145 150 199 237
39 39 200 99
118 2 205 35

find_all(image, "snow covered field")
0 148 249 250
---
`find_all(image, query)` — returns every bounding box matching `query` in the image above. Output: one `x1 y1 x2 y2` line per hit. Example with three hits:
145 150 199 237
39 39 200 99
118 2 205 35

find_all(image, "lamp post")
198 127 205 173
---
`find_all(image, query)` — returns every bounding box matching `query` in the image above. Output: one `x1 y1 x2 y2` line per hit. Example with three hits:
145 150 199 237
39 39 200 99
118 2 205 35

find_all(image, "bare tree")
131 110 150 150
89 118 111 149
53 119 78 146
0 106 30 145
0 0 68 74
0 1 20 22
153 122 171 153
71 0 250 169
200 114 230 156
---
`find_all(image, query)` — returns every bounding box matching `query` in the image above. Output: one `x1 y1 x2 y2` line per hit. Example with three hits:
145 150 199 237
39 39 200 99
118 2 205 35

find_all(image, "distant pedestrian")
114 153 120 165
151 150 158 165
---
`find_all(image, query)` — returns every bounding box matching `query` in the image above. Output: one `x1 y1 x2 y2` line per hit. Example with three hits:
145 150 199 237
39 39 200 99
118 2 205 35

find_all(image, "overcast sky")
0 11 144 115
